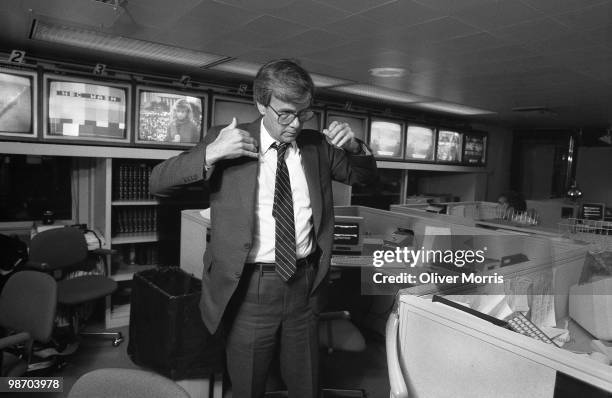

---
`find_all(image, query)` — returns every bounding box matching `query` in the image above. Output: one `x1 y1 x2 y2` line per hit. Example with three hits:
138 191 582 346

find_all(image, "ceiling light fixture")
331 84 428 104
369 67 407 78
30 19 229 68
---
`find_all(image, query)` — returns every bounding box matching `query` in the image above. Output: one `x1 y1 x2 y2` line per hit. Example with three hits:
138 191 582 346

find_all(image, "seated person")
497 191 527 220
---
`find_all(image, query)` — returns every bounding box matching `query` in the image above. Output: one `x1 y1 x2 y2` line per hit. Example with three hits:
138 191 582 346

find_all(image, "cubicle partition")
334 206 587 320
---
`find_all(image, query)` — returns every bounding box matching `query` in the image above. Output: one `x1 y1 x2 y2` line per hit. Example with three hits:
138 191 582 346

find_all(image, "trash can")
127 267 225 380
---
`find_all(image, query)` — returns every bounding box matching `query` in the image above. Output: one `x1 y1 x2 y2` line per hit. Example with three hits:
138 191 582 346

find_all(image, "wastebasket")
127 267 225 380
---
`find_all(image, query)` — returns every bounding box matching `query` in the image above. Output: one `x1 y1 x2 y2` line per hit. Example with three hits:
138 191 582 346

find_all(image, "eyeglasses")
268 104 314 125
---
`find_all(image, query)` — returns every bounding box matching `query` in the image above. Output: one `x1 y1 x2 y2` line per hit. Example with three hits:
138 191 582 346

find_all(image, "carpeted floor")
9 325 389 398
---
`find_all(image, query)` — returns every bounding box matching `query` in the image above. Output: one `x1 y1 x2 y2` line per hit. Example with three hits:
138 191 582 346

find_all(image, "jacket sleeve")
149 126 221 197
326 138 378 186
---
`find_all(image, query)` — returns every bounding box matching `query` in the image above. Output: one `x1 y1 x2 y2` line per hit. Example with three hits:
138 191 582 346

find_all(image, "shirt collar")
260 119 298 155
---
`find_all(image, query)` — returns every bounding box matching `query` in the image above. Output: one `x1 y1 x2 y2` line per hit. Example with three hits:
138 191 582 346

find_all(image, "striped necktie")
271 142 297 282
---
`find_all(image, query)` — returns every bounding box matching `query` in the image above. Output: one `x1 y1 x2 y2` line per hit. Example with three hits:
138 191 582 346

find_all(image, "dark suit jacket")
150 118 378 334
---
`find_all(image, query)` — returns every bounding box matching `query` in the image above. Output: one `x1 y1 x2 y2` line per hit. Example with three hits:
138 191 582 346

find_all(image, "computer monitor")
332 215 364 254
405 124 435 161
369 118 404 160
436 130 463 163
211 95 260 127
43 74 130 143
0 67 37 139
325 111 368 142
463 133 487 165
135 86 205 147
581 203 605 220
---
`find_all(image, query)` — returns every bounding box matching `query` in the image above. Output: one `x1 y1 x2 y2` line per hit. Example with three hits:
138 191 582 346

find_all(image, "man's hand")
323 121 361 153
205 118 259 166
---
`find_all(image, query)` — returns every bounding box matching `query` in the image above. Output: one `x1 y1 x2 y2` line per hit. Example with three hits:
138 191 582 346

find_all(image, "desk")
476 219 562 238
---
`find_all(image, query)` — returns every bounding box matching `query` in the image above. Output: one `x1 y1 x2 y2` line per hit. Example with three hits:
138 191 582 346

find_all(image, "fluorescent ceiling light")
369 67 407 78
330 84 428 104
412 101 496 115
30 19 229 68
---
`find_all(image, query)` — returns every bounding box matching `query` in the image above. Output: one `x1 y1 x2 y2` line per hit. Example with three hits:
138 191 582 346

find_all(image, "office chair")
0 271 57 376
25 227 123 347
68 368 191 398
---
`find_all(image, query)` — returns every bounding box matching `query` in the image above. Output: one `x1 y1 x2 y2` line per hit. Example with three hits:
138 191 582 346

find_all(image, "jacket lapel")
298 136 322 235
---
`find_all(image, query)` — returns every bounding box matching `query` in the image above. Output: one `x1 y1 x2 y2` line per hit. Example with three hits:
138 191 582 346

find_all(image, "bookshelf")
93 157 205 328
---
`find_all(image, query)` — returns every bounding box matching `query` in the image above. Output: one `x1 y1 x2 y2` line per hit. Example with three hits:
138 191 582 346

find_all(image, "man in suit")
150 59 377 398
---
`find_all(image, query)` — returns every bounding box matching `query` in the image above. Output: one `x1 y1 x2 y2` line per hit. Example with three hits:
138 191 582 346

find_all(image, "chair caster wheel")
112 337 124 347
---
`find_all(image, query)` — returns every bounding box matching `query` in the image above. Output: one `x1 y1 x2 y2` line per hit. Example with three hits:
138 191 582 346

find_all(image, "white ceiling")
1 0 612 129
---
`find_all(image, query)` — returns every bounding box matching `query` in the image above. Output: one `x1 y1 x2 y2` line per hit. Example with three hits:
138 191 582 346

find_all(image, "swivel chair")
25 227 123 347
0 271 57 376
68 368 191 398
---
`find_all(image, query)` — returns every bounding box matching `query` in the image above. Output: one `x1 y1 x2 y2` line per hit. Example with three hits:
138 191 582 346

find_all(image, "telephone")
383 228 414 250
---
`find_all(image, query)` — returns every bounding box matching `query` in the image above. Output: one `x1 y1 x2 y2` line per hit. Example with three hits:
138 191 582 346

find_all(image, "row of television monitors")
0 67 486 165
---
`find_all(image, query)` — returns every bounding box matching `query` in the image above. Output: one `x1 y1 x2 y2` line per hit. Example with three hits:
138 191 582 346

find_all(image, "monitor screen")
325 112 367 142
136 88 204 146
369 119 403 159
405 125 435 161
0 68 36 138
436 130 463 162
212 96 260 126
44 75 130 142
302 109 323 131
463 133 487 165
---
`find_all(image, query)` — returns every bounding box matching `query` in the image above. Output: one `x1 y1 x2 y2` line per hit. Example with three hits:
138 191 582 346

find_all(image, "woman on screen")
166 99 199 143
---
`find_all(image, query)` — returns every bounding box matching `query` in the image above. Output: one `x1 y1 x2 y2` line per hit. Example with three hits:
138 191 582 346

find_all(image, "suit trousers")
225 261 319 398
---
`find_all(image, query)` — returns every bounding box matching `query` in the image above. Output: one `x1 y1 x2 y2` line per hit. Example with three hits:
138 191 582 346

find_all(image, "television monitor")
436 130 463 163
43 74 130 143
0 67 37 138
369 118 404 159
325 111 368 142
302 109 323 131
581 203 605 220
211 95 260 127
332 215 364 254
135 86 205 147
463 133 487 165
405 125 435 161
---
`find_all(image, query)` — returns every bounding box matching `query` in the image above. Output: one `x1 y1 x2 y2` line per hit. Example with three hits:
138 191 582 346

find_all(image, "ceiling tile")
320 14 393 39
526 32 601 53
413 0 497 13
301 40 391 63
430 32 507 55
454 0 544 30
492 18 570 44
260 29 350 56
159 16 233 50
268 0 351 27
393 17 480 44
519 0 608 15
242 15 310 39
553 2 612 30
23 0 124 27
185 1 259 25
584 25 612 47
358 1 442 27
212 0 295 11
312 0 396 13
283 29 350 48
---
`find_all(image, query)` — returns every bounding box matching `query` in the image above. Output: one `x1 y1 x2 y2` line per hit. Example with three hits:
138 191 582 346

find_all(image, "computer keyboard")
506 312 560 347
331 255 373 267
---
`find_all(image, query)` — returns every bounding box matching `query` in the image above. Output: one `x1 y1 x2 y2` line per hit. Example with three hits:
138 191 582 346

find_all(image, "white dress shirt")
246 120 314 263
